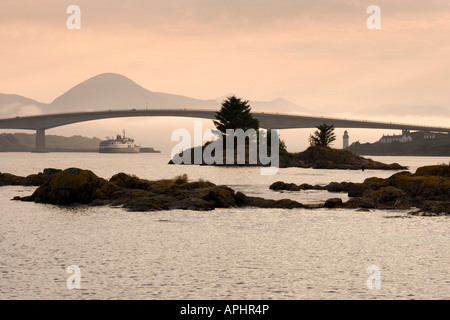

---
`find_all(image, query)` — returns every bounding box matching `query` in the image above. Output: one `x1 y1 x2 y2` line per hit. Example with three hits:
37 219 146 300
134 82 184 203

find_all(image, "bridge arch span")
0 108 449 152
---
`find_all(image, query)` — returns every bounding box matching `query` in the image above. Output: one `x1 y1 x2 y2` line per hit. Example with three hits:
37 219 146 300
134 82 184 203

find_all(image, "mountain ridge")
0 73 309 117
49 73 221 112
1 73 448 119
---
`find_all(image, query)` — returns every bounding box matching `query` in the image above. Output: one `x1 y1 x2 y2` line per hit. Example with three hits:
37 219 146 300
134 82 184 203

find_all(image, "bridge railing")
1 108 449 131
0 108 219 120
252 111 450 129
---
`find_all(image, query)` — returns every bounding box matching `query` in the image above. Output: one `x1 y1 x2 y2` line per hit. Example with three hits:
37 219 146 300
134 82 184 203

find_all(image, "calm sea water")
0 153 448 300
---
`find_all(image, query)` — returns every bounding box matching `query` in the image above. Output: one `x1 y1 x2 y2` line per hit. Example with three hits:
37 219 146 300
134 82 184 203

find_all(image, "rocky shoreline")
4 168 308 211
1 164 448 215
0 168 63 186
270 164 450 216
278 146 407 170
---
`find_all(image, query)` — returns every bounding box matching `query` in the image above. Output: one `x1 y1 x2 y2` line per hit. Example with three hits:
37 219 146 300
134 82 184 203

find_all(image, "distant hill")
0 133 102 152
246 98 309 114
1 73 447 119
0 93 46 118
356 104 450 118
348 132 450 156
215 96 310 114
49 73 219 112
0 73 310 118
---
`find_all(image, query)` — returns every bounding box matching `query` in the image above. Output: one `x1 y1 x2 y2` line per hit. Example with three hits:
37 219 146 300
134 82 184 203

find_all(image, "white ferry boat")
99 130 140 153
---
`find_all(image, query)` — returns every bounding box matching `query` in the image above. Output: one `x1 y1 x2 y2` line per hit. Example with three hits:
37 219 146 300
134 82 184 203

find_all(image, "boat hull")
99 146 141 153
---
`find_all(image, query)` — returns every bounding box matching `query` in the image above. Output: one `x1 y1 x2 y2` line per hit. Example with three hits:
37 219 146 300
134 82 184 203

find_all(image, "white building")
380 130 412 143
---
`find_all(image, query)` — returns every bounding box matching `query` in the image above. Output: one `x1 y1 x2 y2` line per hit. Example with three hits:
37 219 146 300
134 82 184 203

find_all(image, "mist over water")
0 153 448 299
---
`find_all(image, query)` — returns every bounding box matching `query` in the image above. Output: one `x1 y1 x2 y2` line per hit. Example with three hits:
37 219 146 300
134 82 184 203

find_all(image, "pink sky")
0 1 449 151
1 1 449 109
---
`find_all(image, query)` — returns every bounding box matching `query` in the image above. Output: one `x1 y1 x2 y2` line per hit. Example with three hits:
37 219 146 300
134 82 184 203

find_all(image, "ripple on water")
0 155 449 299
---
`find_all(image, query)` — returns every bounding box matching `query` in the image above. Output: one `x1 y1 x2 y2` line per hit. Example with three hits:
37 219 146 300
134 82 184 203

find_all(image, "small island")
170 96 407 171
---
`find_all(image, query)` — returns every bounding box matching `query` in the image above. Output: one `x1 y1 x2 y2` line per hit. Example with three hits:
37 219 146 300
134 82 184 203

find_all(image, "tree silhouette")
213 96 259 136
309 123 336 147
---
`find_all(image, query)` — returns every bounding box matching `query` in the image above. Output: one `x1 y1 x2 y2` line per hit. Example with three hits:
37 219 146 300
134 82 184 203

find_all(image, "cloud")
0 103 43 117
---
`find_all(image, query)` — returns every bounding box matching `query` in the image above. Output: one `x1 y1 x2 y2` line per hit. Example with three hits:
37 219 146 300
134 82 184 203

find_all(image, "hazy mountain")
0 93 46 118
356 104 450 118
2 73 446 119
0 73 311 117
0 133 102 152
251 98 310 114
215 96 309 114
48 73 219 112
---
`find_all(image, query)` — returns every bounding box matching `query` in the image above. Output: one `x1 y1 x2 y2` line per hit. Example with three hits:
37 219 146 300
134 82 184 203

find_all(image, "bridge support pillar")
35 129 46 153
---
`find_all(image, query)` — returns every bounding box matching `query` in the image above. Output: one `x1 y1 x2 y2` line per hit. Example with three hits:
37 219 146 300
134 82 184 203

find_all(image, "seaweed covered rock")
348 165 448 213
0 173 26 186
192 185 237 208
273 164 450 215
14 168 308 211
25 168 109 205
122 196 169 212
0 168 62 186
166 197 214 211
414 165 450 177
364 186 409 209
324 198 344 208
410 201 450 216
109 172 154 189
235 191 305 209
385 170 449 201
326 182 352 193
269 181 324 191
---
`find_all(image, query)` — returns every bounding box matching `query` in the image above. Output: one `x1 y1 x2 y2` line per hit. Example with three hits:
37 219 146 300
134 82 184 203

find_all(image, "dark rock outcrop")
324 198 344 208
270 164 450 215
269 181 322 191
0 168 62 187
11 168 307 211
280 146 407 170
24 168 109 205
409 201 450 216
235 192 305 209
414 165 450 177
342 165 449 214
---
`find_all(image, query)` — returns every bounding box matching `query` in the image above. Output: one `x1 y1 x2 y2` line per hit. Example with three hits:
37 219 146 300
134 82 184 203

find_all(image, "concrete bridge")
0 108 449 152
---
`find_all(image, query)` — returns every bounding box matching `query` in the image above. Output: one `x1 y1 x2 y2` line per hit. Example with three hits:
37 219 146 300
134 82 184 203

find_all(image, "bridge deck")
0 108 449 133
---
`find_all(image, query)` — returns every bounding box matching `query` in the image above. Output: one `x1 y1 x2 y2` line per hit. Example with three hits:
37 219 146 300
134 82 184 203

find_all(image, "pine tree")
309 123 336 147
213 96 259 135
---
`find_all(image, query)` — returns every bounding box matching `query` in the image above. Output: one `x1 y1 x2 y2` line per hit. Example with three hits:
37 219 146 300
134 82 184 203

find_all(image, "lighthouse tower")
343 130 349 149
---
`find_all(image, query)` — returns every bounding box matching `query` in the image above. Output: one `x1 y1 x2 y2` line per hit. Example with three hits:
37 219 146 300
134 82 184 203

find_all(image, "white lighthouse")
343 130 349 149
